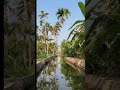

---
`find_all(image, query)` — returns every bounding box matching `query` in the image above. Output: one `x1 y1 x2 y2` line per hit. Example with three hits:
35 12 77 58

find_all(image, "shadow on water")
37 57 85 90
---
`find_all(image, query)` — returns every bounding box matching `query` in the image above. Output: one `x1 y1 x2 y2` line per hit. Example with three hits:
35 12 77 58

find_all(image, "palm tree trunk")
47 42 49 55
54 35 58 54
46 30 49 55
44 18 47 54
56 35 58 53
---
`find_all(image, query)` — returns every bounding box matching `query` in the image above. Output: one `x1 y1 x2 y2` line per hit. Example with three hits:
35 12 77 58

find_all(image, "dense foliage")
85 0 120 77
60 2 85 59
4 0 35 78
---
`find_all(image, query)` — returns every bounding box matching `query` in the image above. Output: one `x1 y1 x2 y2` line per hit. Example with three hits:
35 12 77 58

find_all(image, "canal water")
37 57 85 90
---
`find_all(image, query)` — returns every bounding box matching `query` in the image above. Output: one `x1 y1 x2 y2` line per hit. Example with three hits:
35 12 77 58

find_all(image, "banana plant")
66 1 85 58
85 0 119 39
68 1 85 40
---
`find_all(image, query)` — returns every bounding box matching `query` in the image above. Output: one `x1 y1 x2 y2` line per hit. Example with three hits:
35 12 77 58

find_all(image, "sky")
37 0 85 46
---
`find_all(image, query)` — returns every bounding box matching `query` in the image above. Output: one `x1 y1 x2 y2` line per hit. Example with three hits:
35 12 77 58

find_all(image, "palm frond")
86 14 105 39
67 28 75 40
68 20 84 30
71 32 79 42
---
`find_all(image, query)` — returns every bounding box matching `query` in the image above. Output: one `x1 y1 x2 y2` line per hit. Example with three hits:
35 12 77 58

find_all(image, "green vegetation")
37 8 70 60
85 0 120 77
61 59 85 90
60 1 85 59
56 8 71 23
4 0 35 78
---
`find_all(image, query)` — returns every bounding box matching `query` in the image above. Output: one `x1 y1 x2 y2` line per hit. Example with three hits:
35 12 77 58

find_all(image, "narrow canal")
37 57 85 90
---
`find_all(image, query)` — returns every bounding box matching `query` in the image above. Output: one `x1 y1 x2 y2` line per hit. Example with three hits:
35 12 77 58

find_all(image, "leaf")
86 14 105 39
85 0 102 20
78 2 85 17
67 28 75 40
71 32 79 42
45 13 49 16
68 20 84 30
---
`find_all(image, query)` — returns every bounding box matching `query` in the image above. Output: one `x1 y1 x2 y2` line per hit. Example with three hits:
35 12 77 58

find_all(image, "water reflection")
37 57 85 90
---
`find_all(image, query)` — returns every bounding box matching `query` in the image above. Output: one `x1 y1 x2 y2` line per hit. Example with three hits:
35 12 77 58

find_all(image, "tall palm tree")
47 25 54 54
38 11 49 54
45 22 51 55
56 8 70 24
38 11 48 19
52 22 62 53
48 25 54 38
53 22 62 43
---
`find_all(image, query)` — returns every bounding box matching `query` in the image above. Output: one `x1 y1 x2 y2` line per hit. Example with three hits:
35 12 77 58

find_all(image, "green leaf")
86 14 105 39
68 20 84 30
71 32 79 42
67 28 75 40
78 2 85 17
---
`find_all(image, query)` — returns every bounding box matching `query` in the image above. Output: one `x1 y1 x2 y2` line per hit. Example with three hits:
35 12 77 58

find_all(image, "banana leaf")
78 2 85 17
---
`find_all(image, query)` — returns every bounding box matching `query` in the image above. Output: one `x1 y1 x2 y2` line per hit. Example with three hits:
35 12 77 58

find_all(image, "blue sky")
37 0 85 46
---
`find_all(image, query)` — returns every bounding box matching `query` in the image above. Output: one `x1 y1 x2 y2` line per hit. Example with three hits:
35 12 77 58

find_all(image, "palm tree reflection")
37 57 85 90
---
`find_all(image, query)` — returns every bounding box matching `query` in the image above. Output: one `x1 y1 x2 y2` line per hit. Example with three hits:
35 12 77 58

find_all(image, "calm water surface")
37 57 85 90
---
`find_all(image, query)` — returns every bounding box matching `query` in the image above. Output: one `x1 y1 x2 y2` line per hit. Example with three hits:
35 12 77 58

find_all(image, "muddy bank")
65 57 85 70
64 57 120 90
86 74 120 90
64 57 85 76
36 55 58 78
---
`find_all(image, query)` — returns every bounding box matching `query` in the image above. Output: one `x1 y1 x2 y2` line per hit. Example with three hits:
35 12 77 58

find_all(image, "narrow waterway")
37 57 85 90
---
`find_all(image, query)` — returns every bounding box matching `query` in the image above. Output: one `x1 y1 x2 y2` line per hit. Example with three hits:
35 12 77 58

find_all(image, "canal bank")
36 55 58 78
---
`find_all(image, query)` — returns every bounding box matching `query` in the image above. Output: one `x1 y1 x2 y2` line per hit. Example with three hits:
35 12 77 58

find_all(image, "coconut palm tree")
45 22 51 55
38 11 49 54
38 11 49 20
53 22 62 44
52 22 62 53
47 24 55 54
56 8 70 24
